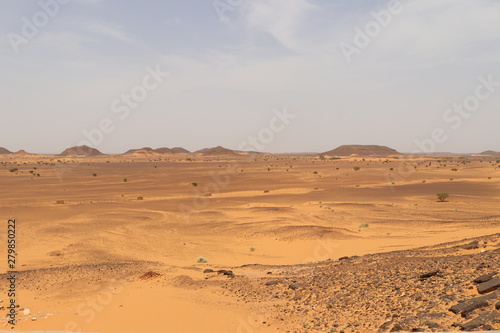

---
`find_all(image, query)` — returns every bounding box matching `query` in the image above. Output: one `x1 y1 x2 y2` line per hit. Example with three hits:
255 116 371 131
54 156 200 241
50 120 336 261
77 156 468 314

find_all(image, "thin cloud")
242 0 318 52
84 22 137 44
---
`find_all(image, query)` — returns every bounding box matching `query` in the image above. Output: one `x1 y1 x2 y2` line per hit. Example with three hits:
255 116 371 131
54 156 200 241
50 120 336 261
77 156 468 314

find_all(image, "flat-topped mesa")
124 147 191 155
194 146 239 156
59 145 103 156
322 144 401 157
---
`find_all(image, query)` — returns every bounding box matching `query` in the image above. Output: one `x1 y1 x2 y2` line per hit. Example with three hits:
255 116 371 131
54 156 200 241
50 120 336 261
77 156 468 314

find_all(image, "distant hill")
323 145 400 157
123 147 156 155
14 150 30 155
154 147 174 154
0 147 12 154
59 145 103 156
170 147 190 154
124 147 191 155
195 146 238 156
155 147 191 154
479 150 500 156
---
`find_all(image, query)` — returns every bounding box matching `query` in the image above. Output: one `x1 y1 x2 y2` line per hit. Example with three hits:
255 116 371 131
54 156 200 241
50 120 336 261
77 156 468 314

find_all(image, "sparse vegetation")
192 182 198 187
196 257 208 263
436 192 449 202
353 167 360 171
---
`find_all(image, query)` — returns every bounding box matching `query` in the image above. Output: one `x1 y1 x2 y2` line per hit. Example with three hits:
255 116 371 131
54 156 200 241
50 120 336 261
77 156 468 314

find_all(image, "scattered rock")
473 272 498 284
203 269 214 274
390 323 404 332
217 270 234 276
462 240 480 250
449 299 488 317
289 283 302 290
423 321 440 329
419 270 440 280
477 279 500 294
458 311 500 331
139 271 161 280
265 280 280 286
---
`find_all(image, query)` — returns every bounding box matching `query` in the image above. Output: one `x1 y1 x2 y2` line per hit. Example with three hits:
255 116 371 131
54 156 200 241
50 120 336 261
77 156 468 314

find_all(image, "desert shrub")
123 178 128 182
358 223 369 228
353 167 360 171
436 192 449 202
9 168 18 173
92 173 97 177
196 257 208 263
192 182 198 187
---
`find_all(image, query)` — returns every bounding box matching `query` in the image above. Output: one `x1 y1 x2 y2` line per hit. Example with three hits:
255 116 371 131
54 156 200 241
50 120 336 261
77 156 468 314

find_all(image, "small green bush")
436 192 449 202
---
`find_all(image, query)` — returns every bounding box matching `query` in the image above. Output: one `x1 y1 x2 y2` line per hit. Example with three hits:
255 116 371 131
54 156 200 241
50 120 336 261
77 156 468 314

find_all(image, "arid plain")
0 148 499 332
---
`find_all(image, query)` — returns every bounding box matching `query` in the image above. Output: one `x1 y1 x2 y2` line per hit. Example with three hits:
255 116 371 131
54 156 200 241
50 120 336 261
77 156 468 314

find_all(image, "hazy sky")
1 0 499 154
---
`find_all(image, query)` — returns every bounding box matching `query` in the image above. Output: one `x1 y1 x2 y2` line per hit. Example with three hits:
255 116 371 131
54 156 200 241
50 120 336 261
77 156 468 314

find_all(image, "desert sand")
0 151 499 332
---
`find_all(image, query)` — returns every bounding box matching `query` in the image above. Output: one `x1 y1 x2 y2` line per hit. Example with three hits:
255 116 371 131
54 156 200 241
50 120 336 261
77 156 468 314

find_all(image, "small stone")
217 270 234 276
265 280 280 286
22 308 31 315
203 269 214 273
423 321 440 329
419 270 439 280
462 240 480 250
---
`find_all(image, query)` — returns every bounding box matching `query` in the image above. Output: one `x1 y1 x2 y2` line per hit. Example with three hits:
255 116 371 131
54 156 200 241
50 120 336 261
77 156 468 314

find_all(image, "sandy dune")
0 153 499 332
